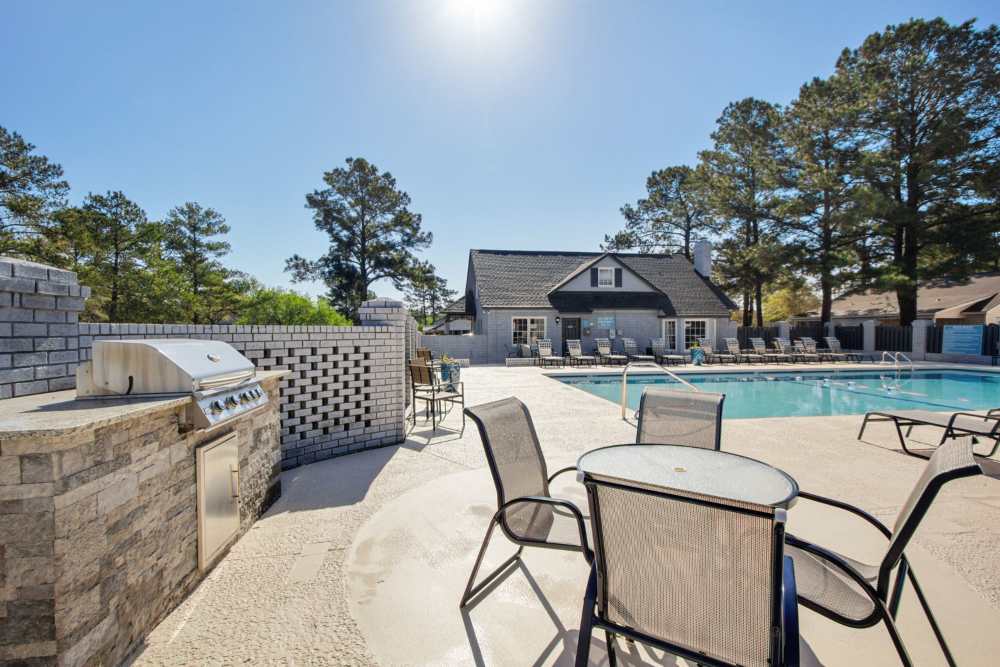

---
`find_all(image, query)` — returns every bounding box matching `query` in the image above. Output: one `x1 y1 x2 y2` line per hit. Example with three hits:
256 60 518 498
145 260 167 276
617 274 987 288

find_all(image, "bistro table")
576 444 798 509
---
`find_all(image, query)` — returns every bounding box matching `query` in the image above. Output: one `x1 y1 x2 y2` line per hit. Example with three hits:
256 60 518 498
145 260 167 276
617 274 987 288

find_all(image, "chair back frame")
636 387 725 450
581 473 790 667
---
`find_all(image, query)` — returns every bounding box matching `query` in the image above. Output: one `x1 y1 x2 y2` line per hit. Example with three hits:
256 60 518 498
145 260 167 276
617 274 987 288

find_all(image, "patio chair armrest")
988 408 1000 418
499 495 593 562
546 466 577 485
782 555 800 667
797 491 892 539
948 411 1000 425
785 534 882 616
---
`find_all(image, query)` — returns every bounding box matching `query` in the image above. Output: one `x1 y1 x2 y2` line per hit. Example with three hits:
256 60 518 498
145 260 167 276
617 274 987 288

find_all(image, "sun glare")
443 0 512 39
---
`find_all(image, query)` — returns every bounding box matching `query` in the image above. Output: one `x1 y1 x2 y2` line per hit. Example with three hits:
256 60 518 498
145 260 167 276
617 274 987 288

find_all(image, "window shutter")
590 268 598 287
614 268 623 287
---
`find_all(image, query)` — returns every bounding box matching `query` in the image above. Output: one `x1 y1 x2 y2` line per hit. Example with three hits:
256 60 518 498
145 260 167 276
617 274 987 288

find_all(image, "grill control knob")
240 392 250 403
210 400 224 414
225 396 238 408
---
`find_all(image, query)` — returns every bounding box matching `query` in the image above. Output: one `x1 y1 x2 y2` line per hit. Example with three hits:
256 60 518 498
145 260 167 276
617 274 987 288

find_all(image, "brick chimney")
693 240 712 277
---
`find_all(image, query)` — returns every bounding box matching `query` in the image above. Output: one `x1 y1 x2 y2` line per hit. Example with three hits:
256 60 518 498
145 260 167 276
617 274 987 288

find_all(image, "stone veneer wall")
75 300 411 470
0 374 283 666
0 258 90 398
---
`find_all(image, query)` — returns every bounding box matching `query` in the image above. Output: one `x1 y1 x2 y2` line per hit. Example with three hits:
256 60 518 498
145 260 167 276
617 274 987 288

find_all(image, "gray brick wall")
0 257 90 398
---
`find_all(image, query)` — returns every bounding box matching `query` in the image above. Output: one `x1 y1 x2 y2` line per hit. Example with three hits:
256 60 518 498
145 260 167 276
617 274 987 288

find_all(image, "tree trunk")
820 277 833 326
754 282 764 327
742 291 753 327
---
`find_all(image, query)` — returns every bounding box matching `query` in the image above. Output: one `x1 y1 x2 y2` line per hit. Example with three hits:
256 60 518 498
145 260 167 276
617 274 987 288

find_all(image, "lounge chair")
576 458 801 667
858 408 1000 458
621 337 655 363
565 339 596 367
775 337 811 363
824 337 864 363
800 336 844 362
751 337 788 363
595 338 627 366
726 337 763 364
461 398 591 607
636 386 725 449
650 337 685 366
535 339 565 368
408 362 464 433
786 438 982 666
698 338 736 364
792 340 821 362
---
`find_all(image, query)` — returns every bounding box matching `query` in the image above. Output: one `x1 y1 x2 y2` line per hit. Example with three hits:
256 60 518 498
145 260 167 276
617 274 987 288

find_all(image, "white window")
512 317 546 346
663 320 677 350
597 267 615 288
684 320 707 349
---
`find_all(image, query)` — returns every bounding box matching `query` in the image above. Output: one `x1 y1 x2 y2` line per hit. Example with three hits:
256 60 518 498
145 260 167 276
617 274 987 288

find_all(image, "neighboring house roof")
441 296 469 316
812 272 1000 319
468 249 736 316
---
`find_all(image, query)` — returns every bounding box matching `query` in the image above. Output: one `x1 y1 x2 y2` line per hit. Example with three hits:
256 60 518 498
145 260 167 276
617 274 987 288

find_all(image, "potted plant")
439 354 461 385
690 341 705 366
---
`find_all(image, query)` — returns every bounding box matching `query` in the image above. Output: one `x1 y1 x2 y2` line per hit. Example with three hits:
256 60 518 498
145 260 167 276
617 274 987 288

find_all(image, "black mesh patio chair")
460 398 592 608
566 339 596 367
408 362 464 434
621 337 654 363
775 338 810 363
786 438 982 667
635 386 725 449
858 408 1000 458
801 336 844 362
726 337 764 364
650 337 685 366
536 339 565 368
576 469 801 667
752 337 788 363
595 338 627 366
792 340 821 362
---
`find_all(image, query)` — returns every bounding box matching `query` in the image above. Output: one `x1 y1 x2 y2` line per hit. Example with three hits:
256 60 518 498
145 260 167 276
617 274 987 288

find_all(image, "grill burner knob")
225 396 238 408
210 400 224 414
239 392 250 403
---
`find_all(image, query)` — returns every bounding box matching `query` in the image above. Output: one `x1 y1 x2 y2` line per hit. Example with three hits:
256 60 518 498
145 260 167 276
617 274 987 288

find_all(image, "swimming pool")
554 369 1000 418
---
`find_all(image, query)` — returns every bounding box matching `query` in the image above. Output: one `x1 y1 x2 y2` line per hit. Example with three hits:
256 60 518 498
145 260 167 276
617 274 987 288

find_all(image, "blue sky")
4 1 998 303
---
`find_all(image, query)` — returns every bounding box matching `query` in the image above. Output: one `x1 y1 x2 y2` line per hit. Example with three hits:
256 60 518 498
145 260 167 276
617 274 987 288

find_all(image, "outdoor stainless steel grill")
76 339 268 429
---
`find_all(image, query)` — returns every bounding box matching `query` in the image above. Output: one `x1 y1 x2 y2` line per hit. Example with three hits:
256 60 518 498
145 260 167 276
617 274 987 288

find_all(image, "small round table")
577 444 798 508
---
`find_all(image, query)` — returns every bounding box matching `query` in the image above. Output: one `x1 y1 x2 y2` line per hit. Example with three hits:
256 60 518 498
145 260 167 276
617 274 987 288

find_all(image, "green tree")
605 166 717 258
404 263 456 326
162 202 233 323
237 285 350 325
780 77 866 325
0 126 69 258
698 98 788 326
285 157 432 322
78 191 160 322
836 18 1000 325
762 282 821 323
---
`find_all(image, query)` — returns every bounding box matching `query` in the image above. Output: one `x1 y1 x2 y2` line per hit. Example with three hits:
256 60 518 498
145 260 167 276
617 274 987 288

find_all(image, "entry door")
561 318 581 353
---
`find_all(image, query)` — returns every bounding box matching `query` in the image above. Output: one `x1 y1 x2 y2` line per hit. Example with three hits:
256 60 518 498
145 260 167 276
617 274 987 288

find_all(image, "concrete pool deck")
134 363 1000 666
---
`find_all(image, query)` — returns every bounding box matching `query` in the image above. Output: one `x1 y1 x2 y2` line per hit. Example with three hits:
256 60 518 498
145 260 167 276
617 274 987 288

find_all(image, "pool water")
554 370 1000 418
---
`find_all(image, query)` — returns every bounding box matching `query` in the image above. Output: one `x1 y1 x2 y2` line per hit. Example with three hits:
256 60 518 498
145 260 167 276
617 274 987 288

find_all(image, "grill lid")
77 339 256 397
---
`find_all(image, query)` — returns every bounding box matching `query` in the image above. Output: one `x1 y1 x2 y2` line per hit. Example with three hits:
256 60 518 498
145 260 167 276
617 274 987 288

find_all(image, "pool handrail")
621 361 699 420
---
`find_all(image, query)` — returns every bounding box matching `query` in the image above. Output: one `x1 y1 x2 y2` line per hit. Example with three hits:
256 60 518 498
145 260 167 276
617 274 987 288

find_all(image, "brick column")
358 298 409 436
862 320 877 353
910 320 932 361
776 321 791 340
0 257 90 397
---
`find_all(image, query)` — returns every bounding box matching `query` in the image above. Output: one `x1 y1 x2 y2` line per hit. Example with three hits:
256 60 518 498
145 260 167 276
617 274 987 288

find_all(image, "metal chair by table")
575 444 801 667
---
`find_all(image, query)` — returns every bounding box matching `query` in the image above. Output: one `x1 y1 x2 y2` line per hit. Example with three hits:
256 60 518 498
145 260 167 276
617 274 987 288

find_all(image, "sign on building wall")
942 325 984 355
595 316 616 329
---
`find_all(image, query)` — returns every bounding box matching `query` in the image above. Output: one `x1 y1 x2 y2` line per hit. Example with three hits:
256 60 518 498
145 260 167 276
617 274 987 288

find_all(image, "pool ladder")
878 351 914 391
621 361 699 420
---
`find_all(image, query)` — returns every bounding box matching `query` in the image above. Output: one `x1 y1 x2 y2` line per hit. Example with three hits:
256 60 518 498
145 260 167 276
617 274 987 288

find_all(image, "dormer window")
597 267 615 288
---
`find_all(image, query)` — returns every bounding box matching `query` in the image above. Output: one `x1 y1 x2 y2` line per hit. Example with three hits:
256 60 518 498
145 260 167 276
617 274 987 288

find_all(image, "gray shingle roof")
469 250 736 316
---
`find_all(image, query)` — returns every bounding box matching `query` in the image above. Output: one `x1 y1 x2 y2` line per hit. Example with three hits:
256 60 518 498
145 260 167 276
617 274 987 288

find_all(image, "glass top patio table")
576 444 799 509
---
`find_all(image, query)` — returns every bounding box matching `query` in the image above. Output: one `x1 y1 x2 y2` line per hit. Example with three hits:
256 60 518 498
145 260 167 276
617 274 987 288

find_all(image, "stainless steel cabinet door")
197 432 241 571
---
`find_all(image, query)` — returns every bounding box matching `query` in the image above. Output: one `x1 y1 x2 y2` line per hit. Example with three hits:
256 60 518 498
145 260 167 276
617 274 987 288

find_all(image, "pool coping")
542 361 1000 380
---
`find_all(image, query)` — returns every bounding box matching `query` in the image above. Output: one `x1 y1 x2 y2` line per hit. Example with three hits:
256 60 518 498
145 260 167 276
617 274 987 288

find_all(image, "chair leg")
907 567 957 667
858 414 871 440
460 515 522 608
879 603 915 667
575 566 598 667
605 630 617 667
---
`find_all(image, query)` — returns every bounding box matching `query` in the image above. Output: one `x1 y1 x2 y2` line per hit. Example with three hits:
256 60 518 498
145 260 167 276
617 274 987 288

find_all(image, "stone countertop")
0 369 288 438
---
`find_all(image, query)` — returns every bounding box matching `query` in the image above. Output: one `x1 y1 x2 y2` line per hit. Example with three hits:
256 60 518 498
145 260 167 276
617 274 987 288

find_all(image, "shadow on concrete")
270 444 399 513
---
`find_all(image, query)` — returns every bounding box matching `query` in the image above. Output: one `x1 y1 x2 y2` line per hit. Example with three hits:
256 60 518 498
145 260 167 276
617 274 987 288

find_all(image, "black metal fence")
926 323 1000 355
789 323 824 341
875 325 912 352
736 326 779 349
835 325 863 350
